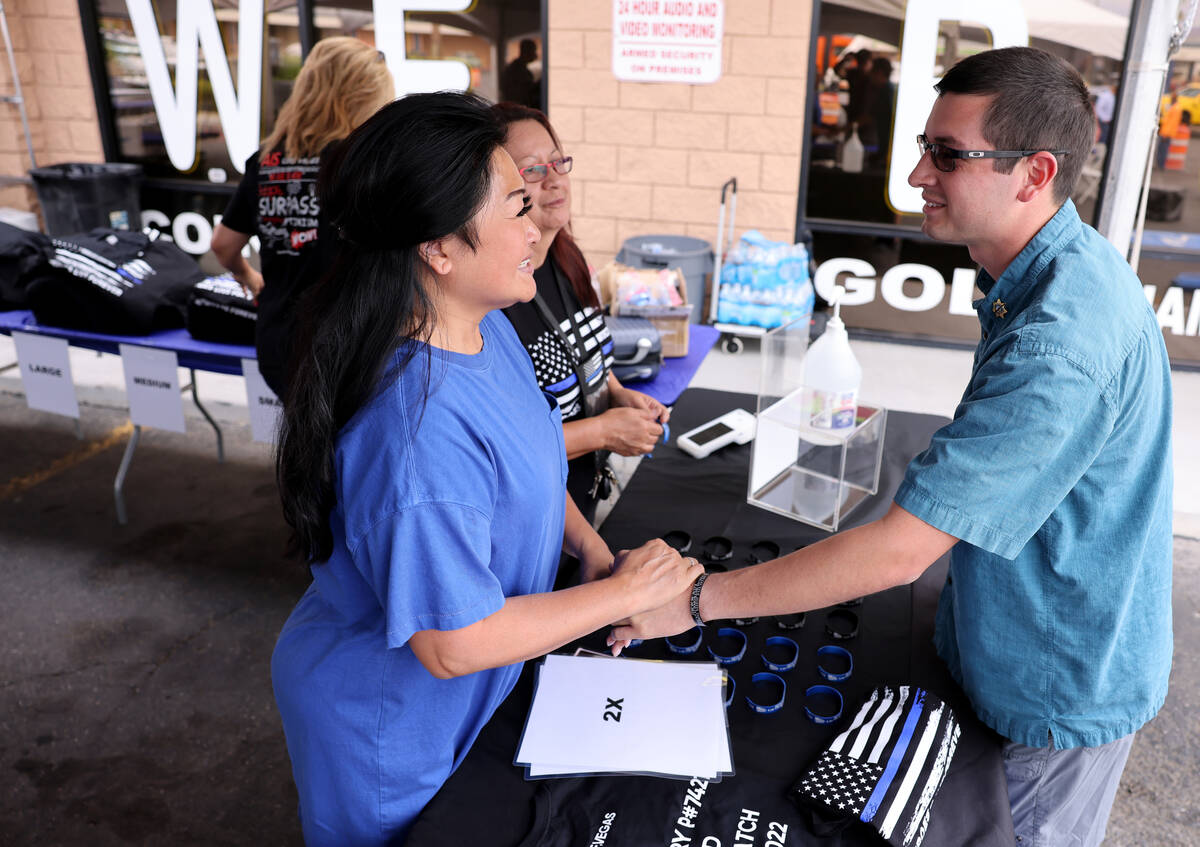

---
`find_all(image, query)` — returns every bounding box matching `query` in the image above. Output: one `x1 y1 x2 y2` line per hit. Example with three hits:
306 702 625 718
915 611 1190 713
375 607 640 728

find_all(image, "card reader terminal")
677 408 756 459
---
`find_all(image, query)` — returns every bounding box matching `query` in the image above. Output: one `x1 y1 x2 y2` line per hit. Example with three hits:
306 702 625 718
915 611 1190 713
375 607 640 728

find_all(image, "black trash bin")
29 162 143 237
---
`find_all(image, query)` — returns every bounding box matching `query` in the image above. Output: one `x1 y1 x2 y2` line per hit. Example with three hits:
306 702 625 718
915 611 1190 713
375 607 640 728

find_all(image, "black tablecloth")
407 389 1014 847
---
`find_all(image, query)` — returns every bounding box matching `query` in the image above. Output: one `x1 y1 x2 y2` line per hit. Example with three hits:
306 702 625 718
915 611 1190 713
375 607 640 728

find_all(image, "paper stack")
515 653 734 780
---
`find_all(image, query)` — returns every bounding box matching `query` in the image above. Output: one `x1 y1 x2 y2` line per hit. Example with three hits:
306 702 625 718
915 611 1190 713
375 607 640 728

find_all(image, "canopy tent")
821 0 1130 60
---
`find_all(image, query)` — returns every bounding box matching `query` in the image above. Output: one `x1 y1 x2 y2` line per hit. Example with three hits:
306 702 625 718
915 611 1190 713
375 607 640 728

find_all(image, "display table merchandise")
406 389 1015 847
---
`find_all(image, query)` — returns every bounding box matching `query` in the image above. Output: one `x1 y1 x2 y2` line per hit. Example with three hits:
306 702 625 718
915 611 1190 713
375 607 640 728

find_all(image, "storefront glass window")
84 1 545 254
800 2 1181 358
1139 21 1200 367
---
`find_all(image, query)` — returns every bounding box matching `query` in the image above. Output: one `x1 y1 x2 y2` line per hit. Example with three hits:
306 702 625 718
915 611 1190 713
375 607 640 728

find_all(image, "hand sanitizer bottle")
801 285 861 431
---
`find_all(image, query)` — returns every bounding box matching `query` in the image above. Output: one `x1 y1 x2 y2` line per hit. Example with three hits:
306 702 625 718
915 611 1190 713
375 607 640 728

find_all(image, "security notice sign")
612 0 724 84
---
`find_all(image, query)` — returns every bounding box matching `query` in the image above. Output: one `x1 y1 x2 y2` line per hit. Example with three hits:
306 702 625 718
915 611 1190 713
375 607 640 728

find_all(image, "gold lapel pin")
992 299 1008 319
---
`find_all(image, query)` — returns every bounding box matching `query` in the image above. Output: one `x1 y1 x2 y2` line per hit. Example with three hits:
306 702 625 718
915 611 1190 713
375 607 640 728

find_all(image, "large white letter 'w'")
126 0 264 174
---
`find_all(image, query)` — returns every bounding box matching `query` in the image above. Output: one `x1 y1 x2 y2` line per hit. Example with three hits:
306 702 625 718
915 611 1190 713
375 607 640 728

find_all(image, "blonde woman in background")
212 37 394 398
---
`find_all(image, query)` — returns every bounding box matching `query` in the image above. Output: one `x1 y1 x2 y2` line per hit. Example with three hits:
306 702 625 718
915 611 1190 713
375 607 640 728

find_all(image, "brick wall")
548 0 812 271
0 0 103 215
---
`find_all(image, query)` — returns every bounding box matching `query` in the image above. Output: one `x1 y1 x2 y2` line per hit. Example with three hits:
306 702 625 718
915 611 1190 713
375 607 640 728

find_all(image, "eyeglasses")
916 134 1069 173
519 156 573 183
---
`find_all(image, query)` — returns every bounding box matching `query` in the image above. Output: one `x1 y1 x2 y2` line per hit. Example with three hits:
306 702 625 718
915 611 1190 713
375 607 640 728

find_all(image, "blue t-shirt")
894 200 1173 749
271 311 566 845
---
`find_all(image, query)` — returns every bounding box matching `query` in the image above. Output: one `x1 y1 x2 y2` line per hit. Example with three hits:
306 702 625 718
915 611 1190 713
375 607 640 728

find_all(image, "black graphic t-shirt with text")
222 148 334 396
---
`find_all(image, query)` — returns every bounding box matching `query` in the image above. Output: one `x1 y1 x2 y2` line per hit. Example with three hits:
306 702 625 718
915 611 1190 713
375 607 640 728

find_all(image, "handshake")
585 537 711 655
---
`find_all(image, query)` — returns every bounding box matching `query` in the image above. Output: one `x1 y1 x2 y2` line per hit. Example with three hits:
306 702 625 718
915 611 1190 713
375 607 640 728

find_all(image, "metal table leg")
189 368 224 463
113 423 141 525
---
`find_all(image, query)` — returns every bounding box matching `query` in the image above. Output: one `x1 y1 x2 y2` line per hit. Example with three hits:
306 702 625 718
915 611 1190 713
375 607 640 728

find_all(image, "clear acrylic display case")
747 317 887 532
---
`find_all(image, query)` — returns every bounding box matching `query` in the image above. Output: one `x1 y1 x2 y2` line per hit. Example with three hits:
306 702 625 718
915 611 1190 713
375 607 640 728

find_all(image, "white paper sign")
119 343 186 433
242 358 283 444
612 0 724 84
12 331 79 419
517 654 733 779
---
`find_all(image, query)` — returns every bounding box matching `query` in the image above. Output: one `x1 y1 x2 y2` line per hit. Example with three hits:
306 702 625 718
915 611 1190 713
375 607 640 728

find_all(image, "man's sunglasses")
519 156 573 183
916 134 1068 173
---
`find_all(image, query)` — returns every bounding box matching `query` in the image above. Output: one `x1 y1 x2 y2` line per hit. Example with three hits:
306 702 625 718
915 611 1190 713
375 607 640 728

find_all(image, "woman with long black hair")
270 92 700 846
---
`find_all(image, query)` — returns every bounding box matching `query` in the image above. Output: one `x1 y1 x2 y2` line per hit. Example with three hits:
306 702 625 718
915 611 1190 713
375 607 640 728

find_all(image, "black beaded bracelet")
689 572 709 627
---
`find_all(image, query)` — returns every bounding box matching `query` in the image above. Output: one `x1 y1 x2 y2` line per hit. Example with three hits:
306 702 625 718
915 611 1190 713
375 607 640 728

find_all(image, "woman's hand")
597 407 663 455
236 267 265 299
578 534 615 583
609 540 703 617
610 384 670 425
606 588 694 655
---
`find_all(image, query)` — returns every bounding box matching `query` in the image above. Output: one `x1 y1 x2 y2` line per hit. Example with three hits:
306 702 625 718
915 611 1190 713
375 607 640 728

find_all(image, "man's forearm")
698 504 955 622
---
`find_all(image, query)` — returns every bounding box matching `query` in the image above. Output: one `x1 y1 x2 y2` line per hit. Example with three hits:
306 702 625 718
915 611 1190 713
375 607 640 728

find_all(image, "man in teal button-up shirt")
613 47 1173 847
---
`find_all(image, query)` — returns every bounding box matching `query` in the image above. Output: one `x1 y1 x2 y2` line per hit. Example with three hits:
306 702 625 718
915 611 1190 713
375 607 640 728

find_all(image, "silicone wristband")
824 607 859 640
661 530 692 553
701 535 733 562
762 636 799 672
748 539 781 564
804 684 844 725
706 627 747 665
665 626 704 655
775 612 807 631
746 672 787 714
816 644 853 682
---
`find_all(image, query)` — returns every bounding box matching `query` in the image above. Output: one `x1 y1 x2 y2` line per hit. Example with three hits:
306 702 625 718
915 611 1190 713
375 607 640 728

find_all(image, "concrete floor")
0 336 1196 845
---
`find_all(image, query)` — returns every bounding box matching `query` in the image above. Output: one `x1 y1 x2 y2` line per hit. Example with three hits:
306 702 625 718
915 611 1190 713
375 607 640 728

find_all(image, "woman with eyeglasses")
212 37 394 399
270 92 701 845
492 103 670 551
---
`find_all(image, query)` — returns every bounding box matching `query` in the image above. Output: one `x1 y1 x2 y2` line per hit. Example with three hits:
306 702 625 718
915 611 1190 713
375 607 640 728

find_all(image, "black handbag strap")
531 260 613 500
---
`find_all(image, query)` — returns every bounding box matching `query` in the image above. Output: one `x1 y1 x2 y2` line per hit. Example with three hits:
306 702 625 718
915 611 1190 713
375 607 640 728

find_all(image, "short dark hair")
935 47 1094 205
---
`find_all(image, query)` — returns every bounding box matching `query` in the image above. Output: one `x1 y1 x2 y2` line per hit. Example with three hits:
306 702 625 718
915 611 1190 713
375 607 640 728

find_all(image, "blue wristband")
665 626 703 655
724 674 735 708
762 635 799 672
816 645 853 682
804 684 844 725
746 672 787 714
707 626 747 665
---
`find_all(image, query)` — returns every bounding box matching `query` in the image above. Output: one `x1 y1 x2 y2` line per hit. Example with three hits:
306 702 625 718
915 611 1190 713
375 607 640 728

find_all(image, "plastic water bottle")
842 124 864 174
801 285 861 431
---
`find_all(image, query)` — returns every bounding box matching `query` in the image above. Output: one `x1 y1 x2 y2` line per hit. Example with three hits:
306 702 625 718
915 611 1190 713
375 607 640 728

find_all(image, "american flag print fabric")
793 686 961 847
